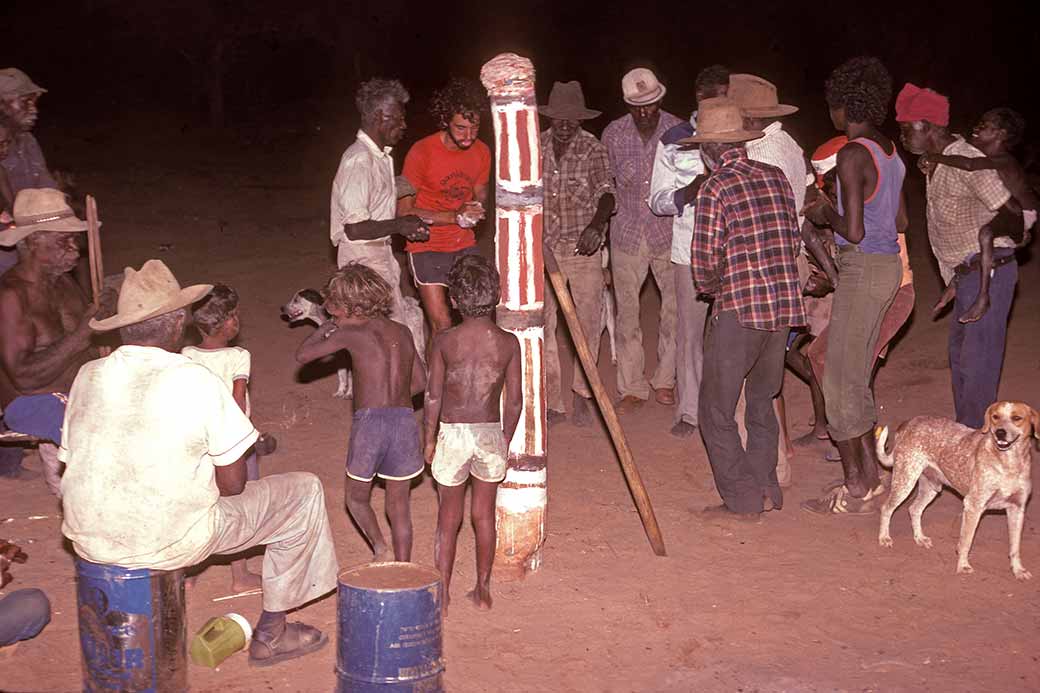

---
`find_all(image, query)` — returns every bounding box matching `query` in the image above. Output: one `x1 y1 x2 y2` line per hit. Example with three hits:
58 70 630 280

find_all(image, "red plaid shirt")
691 148 805 331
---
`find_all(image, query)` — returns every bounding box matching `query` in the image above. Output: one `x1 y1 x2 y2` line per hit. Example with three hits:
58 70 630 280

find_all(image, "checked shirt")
691 147 805 331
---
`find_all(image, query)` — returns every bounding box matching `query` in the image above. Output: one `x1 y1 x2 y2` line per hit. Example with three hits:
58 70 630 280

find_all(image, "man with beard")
687 98 804 520
539 81 615 427
399 78 491 337
601 68 682 417
649 65 730 438
0 189 100 490
330 78 430 386
896 84 1023 429
0 70 58 277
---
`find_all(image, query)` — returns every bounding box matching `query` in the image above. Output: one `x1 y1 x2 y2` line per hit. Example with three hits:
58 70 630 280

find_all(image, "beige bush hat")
0 68 46 99
728 74 798 118
90 259 212 332
0 188 89 246
678 97 765 144
539 81 601 120
622 68 666 106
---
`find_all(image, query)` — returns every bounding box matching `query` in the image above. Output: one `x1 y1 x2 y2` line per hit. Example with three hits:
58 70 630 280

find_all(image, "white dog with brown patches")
876 401 1036 580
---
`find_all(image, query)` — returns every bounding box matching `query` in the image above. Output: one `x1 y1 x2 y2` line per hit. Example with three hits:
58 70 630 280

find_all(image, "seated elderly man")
0 189 96 490
59 259 338 667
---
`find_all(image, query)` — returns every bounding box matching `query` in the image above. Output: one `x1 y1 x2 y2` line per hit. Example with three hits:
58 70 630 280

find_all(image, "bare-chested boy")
296 263 425 562
423 255 521 611
925 108 1038 323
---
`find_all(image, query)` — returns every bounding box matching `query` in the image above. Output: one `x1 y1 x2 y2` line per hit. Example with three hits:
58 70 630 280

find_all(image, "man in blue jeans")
897 84 1023 428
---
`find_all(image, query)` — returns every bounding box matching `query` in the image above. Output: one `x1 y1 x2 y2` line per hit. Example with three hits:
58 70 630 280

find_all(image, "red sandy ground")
1 122 1038 692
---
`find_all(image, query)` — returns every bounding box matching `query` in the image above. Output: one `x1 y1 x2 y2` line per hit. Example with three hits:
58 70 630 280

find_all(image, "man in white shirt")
330 78 430 360
648 65 729 438
61 260 338 667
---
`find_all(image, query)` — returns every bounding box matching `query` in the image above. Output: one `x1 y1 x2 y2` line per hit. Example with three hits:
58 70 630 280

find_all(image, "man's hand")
396 215 430 242
676 174 705 209
575 220 607 256
801 187 831 227
917 154 937 177
423 439 436 467
1 539 28 589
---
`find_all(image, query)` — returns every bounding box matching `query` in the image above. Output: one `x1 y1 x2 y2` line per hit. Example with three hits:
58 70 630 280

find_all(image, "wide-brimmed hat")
90 259 212 332
539 81 601 120
0 68 46 99
728 74 798 118
0 188 90 246
622 68 666 106
678 97 765 144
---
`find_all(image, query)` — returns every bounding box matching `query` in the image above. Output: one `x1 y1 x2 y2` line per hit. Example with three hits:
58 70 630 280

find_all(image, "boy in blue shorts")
296 263 426 562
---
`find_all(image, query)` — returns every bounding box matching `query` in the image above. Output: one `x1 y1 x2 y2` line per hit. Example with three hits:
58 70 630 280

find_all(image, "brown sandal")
249 622 328 667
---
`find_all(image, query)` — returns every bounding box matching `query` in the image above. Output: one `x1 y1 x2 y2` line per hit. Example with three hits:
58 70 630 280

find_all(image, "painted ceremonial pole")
480 54 547 578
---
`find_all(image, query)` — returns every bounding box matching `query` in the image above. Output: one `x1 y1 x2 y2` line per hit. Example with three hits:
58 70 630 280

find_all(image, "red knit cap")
895 83 949 127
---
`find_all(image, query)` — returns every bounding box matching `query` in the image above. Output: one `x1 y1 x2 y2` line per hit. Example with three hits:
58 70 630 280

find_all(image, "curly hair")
984 107 1026 148
355 78 410 122
448 254 499 318
430 77 486 129
192 284 239 335
695 65 731 94
824 56 893 127
323 263 392 318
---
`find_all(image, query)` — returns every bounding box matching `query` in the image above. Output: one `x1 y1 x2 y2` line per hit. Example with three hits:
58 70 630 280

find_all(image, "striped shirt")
692 148 805 331
925 136 1012 283
541 128 615 252
601 111 683 255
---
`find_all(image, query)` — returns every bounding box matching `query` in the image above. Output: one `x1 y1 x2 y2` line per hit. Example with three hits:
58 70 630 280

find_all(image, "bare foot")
932 283 957 319
958 295 989 323
466 586 493 610
373 545 394 563
230 570 262 593
792 431 829 448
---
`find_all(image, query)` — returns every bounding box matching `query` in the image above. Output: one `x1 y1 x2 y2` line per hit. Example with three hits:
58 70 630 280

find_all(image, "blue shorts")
408 246 480 287
346 408 423 482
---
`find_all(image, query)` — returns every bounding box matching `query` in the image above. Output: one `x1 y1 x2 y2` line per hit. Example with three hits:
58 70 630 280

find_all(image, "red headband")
895 83 949 127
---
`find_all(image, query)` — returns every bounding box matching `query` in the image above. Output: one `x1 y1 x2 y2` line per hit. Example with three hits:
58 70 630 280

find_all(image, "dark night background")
3 0 1037 177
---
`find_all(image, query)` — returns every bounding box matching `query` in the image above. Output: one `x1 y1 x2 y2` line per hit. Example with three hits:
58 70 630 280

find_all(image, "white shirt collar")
357 129 393 158
761 121 783 137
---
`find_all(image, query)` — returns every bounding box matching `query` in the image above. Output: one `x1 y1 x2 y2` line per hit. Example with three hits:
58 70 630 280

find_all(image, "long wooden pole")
85 195 110 357
543 247 667 557
481 54 548 578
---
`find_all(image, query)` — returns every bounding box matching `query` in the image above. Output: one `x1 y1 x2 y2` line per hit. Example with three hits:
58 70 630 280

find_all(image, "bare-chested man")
0 189 99 489
296 263 426 562
423 255 521 610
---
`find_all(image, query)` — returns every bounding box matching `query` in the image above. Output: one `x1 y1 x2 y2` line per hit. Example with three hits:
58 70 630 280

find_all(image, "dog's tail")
875 425 895 468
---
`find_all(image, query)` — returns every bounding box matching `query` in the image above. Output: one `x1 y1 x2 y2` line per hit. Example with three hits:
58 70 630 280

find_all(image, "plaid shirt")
601 111 683 255
926 136 1012 283
541 128 615 252
691 148 805 331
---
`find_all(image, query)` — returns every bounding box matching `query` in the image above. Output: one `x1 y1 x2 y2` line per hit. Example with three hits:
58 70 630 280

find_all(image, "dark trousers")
950 250 1017 428
0 446 24 476
699 310 789 513
0 589 50 646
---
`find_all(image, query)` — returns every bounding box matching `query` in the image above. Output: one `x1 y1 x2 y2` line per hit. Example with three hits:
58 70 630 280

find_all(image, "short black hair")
695 65 731 93
824 56 893 127
448 254 499 318
430 77 485 130
985 107 1026 148
193 284 239 335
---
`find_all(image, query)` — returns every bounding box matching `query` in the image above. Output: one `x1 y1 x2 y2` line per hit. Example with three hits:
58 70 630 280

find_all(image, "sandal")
800 484 885 515
249 622 328 667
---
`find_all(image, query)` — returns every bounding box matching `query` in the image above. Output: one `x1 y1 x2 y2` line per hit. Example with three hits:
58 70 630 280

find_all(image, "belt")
953 252 1016 277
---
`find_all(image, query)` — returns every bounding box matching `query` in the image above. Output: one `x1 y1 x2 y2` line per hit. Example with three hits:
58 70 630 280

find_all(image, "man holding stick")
0 189 103 491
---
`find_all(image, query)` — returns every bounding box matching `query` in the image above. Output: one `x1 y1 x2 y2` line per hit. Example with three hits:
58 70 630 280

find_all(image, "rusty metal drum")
75 558 187 692
335 562 443 692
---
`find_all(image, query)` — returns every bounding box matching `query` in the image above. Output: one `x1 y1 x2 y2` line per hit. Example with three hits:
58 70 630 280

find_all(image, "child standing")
296 263 426 562
424 255 521 611
923 108 1038 323
184 284 267 592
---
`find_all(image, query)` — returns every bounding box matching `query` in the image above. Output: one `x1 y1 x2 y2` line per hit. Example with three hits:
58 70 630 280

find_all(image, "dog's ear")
299 289 324 305
980 402 999 432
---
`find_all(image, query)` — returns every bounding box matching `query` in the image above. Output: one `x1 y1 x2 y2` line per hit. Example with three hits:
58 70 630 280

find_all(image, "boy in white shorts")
424 255 521 611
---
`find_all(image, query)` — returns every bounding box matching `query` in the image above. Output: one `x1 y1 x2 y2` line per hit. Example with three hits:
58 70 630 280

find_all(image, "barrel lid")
338 561 441 591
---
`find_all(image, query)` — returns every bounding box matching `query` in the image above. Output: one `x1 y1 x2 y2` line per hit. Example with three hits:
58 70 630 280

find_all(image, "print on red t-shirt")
402 133 491 254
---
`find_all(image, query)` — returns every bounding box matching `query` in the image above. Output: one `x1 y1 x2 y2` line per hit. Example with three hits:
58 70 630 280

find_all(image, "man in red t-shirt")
400 78 491 336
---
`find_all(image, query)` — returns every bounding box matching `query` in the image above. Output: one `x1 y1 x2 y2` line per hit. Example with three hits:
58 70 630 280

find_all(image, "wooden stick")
211 588 263 602
85 195 110 357
543 246 667 556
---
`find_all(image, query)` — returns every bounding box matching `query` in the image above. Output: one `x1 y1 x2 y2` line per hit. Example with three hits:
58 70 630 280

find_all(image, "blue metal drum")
75 558 187 692
335 562 444 692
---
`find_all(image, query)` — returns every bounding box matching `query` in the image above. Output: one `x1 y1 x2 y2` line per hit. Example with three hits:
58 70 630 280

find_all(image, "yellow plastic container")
189 612 252 668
